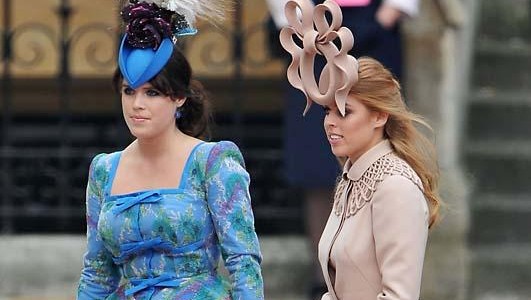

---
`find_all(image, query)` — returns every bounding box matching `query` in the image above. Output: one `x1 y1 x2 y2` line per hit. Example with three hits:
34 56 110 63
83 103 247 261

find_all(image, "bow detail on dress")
113 237 174 264
125 273 183 297
112 191 162 215
280 0 358 116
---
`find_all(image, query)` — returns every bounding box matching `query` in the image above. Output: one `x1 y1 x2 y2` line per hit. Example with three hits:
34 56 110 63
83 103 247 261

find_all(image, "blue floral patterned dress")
77 141 264 300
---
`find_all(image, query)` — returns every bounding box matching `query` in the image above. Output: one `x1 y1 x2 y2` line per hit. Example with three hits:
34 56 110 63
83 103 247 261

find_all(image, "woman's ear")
373 111 389 128
175 97 187 107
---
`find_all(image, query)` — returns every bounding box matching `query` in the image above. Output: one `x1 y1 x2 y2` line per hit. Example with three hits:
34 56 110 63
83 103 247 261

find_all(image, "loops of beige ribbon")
280 0 358 116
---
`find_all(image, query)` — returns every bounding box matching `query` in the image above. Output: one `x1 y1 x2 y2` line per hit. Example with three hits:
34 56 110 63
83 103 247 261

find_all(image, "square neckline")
106 141 206 198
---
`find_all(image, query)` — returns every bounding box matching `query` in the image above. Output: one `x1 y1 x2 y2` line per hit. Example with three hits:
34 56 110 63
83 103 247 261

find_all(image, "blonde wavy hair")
350 57 441 228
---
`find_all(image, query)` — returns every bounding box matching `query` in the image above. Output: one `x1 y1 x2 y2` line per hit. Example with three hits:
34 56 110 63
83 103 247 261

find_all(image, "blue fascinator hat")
119 36 173 89
118 1 200 88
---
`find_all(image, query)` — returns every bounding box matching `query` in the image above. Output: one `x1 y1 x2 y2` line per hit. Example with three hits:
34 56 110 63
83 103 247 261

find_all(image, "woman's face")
121 82 184 140
324 95 387 162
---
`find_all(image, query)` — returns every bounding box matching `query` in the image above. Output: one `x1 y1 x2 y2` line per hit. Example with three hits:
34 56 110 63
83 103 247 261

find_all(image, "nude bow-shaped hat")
280 0 358 116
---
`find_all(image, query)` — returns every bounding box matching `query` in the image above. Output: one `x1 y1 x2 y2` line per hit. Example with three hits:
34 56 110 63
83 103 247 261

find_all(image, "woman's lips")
328 133 343 145
131 116 149 123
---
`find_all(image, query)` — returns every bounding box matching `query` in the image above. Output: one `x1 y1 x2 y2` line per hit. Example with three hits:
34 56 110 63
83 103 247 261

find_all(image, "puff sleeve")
77 154 120 300
372 175 429 300
205 141 264 300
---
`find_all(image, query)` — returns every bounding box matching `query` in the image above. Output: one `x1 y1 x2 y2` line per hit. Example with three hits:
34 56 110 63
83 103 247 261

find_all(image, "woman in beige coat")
318 57 441 300
278 1 440 298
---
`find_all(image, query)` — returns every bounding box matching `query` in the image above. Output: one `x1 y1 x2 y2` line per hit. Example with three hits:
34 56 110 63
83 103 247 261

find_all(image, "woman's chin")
330 146 345 158
128 129 151 140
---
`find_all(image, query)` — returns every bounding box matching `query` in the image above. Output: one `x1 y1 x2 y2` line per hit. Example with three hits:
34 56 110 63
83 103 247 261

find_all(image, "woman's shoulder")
88 151 121 175
91 151 120 165
196 140 244 163
366 155 428 217
333 153 422 217
193 140 246 176
201 140 242 152
377 153 423 190
372 167 429 220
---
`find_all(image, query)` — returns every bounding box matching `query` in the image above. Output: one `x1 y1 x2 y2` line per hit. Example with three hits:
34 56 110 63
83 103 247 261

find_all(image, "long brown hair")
351 57 441 227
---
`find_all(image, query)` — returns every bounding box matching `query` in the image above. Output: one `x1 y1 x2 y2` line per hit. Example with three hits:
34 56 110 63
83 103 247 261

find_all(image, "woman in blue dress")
77 1 264 299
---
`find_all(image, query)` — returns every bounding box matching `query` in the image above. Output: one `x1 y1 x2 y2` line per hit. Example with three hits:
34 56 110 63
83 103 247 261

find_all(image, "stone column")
402 0 478 299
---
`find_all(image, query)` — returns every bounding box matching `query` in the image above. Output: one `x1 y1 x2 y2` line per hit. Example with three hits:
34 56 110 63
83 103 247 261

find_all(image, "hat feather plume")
137 0 228 25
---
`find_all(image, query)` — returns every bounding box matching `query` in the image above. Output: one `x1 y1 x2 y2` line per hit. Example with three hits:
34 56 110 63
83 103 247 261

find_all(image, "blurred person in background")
265 0 418 298
336 0 419 81
266 0 339 297
77 1 264 299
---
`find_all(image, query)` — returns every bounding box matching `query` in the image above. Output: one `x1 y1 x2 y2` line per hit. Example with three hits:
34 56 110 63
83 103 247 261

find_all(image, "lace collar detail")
333 153 423 218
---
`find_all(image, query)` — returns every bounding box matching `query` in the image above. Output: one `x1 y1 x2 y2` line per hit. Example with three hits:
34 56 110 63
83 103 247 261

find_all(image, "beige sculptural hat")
280 0 358 116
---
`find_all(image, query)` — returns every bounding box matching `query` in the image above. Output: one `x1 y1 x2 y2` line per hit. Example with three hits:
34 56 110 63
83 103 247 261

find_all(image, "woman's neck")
132 128 189 160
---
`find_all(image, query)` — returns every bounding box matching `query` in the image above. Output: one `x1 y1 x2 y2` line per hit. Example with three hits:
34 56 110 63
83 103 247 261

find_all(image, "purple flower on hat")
121 2 173 49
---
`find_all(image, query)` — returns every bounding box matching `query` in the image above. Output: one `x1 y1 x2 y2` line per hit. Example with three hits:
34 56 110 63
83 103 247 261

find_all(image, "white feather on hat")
138 0 228 27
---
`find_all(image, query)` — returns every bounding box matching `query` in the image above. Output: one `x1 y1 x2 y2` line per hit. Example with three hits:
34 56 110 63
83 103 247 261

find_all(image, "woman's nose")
324 114 336 128
132 94 145 109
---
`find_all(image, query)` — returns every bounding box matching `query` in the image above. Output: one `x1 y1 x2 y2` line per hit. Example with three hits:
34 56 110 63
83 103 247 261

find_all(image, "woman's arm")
77 154 120 300
382 0 419 18
205 141 264 300
372 175 429 300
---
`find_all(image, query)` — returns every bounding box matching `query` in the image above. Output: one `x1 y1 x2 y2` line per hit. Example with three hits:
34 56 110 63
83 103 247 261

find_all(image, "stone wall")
402 0 478 299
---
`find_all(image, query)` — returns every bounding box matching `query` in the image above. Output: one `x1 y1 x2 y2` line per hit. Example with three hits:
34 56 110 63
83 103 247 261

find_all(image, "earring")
174 109 182 119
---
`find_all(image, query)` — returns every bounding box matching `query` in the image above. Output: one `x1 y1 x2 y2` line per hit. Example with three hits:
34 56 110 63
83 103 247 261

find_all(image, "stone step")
469 88 531 105
465 140 531 158
476 38 531 57
464 141 531 193
466 91 531 140
469 193 531 244
477 0 531 41
465 156 531 193
470 244 531 300
472 40 531 90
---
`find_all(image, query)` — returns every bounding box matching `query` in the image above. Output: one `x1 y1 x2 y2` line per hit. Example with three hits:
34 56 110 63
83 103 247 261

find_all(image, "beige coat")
318 140 429 300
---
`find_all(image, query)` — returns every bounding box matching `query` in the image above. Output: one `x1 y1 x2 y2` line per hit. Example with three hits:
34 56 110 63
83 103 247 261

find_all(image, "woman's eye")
122 87 134 95
323 107 330 115
146 89 161 97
